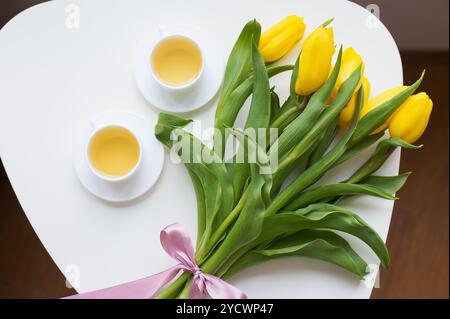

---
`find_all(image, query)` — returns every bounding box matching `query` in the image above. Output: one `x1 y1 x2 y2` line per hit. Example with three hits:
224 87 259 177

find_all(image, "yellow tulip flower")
259 16 306 62
389 92 433 143
360 86 408 134
331 47 365 99
339 77 370 128
295 26 335 96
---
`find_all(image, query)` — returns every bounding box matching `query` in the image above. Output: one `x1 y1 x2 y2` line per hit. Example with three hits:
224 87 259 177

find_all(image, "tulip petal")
260 18 306 62
295 26 335 96
389 92 433 143
339 77 370 128
332 47 365 98
259 15 301 49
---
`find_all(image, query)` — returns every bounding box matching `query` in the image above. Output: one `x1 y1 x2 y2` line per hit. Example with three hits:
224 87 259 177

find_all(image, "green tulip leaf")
347 137 421 183
286 182 397 210
224 229 368 279
215 20 261 116
360 172 411 195
258 203 389 268
231 40 271 197
332 132 384 169
287 172 411 210
186 170 206 246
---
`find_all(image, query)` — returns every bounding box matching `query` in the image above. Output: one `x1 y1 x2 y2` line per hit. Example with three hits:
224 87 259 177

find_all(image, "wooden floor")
0 2 448 299
370 52 449 298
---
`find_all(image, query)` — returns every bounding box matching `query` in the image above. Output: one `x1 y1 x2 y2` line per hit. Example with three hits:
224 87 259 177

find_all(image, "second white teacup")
150 29 204 91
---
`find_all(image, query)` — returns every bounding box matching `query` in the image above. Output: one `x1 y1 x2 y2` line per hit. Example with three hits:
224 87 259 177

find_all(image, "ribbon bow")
66 223 246 299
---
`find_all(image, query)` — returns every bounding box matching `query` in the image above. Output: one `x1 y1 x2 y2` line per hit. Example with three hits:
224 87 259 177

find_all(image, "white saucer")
74 111 164 202
134 25 225 113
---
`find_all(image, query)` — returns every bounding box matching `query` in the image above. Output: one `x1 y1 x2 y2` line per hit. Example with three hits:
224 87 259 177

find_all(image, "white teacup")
149 26 204 91
86 122 142 183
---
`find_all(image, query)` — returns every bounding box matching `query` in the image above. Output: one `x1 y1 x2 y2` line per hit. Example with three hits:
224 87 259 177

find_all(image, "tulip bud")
360 86 408 134
339 77 370 128
259 16 306 63
331 47 365 99
388 92 433 143
295 26 335 96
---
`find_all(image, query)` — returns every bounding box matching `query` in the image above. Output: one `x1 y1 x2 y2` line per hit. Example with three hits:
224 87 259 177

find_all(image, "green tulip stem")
195 188 250 264
271 95 309 129
177 277 194 299
155 272 190 299
270 106 298 129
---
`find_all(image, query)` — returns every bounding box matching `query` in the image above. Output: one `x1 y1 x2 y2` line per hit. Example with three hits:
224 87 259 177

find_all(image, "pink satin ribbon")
65 223 246 299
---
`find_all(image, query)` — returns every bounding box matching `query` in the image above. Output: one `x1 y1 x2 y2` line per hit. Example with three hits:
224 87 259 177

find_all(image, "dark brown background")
0 0 448 298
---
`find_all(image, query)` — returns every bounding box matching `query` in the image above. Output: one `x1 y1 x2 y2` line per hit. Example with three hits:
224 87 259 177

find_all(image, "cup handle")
157 24 169 37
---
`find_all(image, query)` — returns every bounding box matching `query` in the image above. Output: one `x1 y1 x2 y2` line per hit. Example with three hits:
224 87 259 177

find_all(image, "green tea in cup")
151 35 203 88
88 125 141 179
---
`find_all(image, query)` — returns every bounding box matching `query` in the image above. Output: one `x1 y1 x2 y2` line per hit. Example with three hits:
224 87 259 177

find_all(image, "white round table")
0 0 402 298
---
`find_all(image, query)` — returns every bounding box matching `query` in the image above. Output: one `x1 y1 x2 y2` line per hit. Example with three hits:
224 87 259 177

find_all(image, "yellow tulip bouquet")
154 16 433 298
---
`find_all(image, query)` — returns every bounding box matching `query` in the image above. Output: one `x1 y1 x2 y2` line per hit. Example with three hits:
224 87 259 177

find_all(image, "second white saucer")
134 25 225 113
